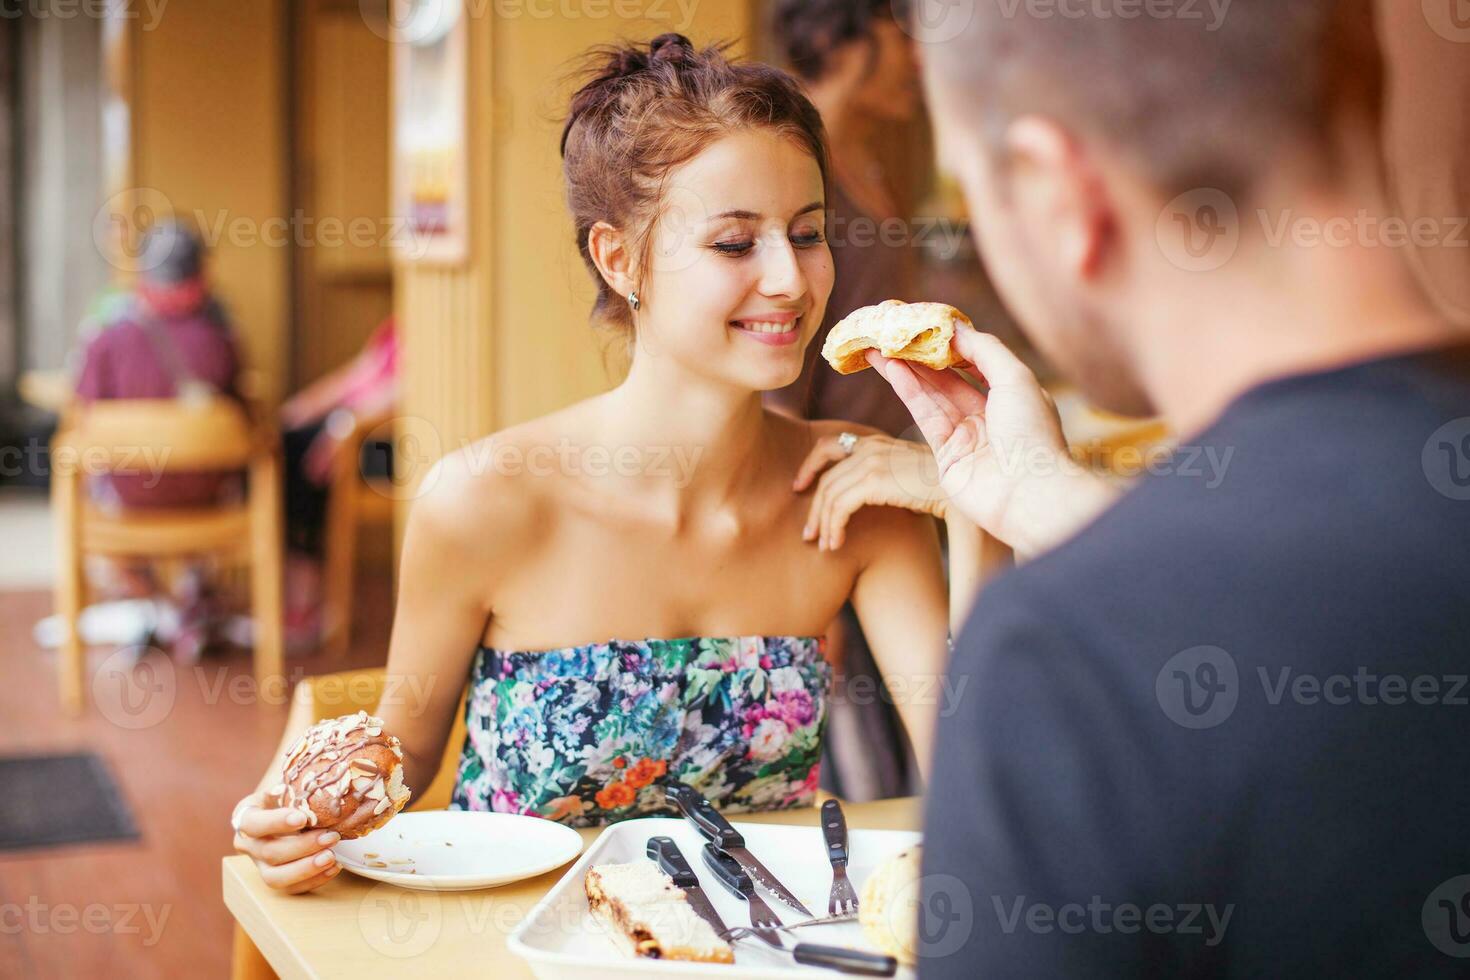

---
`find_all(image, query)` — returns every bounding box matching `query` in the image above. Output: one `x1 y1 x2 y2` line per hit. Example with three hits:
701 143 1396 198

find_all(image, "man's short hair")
921 0 1382 201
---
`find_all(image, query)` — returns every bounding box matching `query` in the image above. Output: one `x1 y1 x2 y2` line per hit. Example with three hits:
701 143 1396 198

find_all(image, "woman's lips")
731 315 802 347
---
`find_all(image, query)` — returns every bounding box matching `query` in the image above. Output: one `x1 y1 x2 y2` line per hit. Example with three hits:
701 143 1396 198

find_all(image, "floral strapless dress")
449 635 830 827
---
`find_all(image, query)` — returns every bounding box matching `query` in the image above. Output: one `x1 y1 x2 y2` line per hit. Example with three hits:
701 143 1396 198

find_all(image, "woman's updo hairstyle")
560 33 829 333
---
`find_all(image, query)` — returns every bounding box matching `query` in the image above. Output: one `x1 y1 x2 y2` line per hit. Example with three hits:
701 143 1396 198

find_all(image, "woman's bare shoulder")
404 405 592 550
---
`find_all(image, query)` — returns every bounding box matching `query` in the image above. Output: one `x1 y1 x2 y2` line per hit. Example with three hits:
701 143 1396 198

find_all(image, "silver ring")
837 432 859 456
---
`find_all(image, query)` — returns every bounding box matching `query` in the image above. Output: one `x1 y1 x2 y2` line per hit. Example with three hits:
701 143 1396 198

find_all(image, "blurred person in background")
70 219 242 662
277 317 398 649
765 0 932 803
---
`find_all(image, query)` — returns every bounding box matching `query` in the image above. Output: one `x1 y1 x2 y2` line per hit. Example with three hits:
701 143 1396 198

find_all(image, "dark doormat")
0 753 140 852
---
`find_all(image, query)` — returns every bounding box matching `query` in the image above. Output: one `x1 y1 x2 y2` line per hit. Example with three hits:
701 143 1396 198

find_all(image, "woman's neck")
597 355 774 523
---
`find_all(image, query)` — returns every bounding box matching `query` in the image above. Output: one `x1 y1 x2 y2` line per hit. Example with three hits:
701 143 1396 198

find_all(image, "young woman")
232 33 983 894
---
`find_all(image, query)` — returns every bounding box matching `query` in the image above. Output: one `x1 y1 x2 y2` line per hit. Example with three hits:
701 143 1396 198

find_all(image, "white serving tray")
508 815 920 979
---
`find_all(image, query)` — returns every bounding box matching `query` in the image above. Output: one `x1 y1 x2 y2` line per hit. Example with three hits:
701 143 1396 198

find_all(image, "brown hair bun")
269 711 412 840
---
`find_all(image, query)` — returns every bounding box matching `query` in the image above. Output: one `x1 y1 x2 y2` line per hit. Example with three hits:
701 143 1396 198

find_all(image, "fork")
700 842 784 946
822 799 859 916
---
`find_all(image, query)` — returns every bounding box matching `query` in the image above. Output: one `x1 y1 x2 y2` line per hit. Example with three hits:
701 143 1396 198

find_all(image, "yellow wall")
396 4 759 482
131 0 289 402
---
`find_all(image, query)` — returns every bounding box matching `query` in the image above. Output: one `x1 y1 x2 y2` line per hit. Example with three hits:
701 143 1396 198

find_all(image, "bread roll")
822 300 969 375
585 861 734 964
270 710 411 840
859 843 923 966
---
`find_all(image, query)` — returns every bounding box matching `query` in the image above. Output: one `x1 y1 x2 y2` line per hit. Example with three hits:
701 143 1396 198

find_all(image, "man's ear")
587 220 637 299
1005 116 1115 280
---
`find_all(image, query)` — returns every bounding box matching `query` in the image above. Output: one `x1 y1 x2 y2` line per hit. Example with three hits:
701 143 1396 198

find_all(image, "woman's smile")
729 310 803 346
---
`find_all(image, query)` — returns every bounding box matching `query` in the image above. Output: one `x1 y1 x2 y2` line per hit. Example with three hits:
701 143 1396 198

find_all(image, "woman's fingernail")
318 832 340 846
314 850 335 867
325 865 340 877
803 526 814 540
288 811 307 826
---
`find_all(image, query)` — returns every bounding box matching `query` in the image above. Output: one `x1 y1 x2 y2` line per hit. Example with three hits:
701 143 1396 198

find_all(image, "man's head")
914 0 1384 415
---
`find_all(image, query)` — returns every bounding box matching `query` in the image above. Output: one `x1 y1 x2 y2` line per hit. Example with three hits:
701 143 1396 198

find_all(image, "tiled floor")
0 569 395 979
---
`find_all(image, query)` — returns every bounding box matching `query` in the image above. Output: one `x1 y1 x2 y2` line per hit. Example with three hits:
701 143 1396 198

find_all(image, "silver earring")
628 291 640 311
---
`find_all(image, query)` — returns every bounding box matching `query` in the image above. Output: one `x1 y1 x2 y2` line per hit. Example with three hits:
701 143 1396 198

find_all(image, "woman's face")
634 129 834 392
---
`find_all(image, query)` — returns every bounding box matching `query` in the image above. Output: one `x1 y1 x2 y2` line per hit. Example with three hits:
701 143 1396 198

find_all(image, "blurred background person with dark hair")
764 0 930 803
766 0 922 439
68 219 243 662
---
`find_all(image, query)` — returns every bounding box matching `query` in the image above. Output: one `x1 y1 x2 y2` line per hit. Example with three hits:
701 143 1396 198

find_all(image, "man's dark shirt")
921 344 1470 977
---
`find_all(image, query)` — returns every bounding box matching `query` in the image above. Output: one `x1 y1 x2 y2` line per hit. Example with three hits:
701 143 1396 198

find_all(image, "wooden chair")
231 667 468 980
320 406 397 658
50 397 285 713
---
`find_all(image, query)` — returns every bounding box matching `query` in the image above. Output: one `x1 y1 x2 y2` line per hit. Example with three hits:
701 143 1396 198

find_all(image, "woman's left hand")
795 432 948 551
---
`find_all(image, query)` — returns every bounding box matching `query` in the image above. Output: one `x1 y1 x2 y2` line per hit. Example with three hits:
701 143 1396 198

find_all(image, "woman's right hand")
231 791 343 894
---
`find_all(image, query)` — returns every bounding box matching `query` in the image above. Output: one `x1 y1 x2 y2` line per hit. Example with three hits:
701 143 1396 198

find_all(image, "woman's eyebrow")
708 201 825 221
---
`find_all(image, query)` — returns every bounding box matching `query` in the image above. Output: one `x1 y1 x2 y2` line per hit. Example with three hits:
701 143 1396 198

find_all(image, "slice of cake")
584 860 735 964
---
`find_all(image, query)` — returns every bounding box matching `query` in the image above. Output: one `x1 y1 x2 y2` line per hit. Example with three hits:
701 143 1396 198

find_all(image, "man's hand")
868 327 1115 556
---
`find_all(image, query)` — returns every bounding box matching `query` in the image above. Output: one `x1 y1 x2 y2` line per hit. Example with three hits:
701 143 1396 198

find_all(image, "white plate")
333 811 585 891
508 815 921 979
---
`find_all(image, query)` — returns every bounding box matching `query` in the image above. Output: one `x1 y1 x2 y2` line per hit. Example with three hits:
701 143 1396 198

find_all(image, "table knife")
664 780 814 917
645 835 728 940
